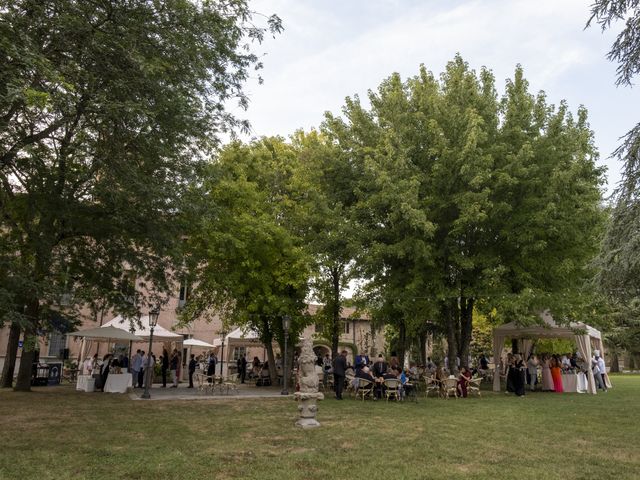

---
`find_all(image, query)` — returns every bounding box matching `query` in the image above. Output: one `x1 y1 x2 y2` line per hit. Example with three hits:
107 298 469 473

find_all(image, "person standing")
541 354 555 391
527 354 539 391
593 350 608 391
207 352 217 376
131 350 142 388
511 354 526 397
188 354 196 388
170 349 179 388
99 354 112 392
139 351 148 388
333 350 348 400
161 348 169 387
239 354 247 384
550 356 564 393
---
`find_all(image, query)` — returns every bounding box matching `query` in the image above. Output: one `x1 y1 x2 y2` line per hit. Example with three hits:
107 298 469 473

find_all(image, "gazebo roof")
493 311 601 340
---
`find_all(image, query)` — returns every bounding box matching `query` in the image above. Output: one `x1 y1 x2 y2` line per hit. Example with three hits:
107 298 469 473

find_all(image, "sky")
235 0 640 196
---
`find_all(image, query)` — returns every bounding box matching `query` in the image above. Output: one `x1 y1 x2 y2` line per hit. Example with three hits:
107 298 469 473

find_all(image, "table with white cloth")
104 373 133 393
76 375 95 392
561 373 578 393
576 372 587 393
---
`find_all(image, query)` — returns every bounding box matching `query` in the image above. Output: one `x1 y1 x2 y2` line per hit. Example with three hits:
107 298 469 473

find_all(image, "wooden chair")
384 378 401 401
468 377 482 397
424 376 441 398
443 378 458 399
223 373 240 395
345 375 356 397
356 378 374 401
196 373 214 394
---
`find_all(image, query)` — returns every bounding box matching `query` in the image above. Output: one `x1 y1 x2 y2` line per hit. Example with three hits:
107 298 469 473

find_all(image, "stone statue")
294 337 323 428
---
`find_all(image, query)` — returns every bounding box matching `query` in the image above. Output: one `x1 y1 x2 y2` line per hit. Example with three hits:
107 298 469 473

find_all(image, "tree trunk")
1 321 21 388
418 331 427 366
260 316 278 384
14 299 40 392
610 351 619 373
445 301 458 374
330 268 341 360
397 320 406 368
459 297 474 368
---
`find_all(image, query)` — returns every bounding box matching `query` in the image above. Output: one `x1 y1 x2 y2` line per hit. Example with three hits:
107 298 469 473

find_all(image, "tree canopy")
0 0 281 389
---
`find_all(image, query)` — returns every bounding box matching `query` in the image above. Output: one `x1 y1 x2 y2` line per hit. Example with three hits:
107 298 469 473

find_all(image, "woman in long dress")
550 356 564 393
527 354 539 391
511 354 526 397
541 354 555 391
505 354 515 393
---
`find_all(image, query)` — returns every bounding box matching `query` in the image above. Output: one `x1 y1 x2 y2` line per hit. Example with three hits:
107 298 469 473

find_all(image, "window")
47 332 66 358
120 270 137 305
232 346 246 361
178 280 190 307
314 323 323 333
342 320 350 335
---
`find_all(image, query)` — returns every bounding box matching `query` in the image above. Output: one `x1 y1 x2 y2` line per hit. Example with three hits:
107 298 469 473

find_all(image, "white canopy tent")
68 326 143 341
212 327 261 347
492 311 604 394
101 315 183 340
68 326 143 365
183 338 216 348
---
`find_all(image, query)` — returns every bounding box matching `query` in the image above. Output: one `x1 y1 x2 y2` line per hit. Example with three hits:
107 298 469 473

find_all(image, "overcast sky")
237 0 639 196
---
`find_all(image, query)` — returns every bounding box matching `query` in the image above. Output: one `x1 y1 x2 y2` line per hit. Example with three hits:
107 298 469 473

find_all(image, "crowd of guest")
503 350 610 396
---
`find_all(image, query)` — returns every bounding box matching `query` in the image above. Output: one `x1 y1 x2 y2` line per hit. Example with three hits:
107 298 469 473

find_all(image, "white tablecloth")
561 374 578 393
576 372 587 393
76 375 95 392
104 373 133 393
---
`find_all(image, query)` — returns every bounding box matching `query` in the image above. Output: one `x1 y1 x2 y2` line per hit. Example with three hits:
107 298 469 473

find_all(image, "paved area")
128 382 296 401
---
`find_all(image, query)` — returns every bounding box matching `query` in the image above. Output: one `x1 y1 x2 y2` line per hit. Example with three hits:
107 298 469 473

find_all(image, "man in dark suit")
333 350 348 400
238 354 247 383
372 354 388 378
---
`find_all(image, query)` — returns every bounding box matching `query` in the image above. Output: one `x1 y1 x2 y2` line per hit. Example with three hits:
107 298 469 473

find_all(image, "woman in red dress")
457 366 472 398
550 356 564 393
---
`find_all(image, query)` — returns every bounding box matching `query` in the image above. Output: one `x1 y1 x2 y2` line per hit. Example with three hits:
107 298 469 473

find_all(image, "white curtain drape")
520 338 534 360
493 333 504 391
574 334 596 394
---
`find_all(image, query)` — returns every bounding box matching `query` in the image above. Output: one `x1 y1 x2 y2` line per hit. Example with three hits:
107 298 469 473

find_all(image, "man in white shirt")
561 354 571 371
595 350 608 392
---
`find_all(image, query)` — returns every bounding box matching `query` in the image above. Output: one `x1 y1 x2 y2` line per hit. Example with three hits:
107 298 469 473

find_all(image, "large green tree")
0 0 281 390
589 0 640 355
181 138 311 383
325 56 605 369
293 130 361 359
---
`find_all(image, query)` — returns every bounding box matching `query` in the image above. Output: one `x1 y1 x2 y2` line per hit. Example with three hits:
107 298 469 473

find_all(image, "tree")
292 130 360 359
324 56 605 370
0 0 281 390
589 1 640 350
181 138 311 384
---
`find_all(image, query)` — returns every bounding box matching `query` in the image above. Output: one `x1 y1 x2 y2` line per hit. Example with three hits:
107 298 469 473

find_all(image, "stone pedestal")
294 391 324 429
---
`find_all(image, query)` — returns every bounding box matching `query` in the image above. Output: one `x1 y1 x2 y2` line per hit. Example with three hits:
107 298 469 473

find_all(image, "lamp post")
141 306 160 399
281 315 290 395
219 329 227 378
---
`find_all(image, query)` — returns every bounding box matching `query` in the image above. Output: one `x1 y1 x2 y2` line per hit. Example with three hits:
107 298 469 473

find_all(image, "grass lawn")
1 375 639 480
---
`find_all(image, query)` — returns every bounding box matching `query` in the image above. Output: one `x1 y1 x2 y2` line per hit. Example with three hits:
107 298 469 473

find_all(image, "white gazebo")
68 325 143 365
101 315 183 340
492 311 604 394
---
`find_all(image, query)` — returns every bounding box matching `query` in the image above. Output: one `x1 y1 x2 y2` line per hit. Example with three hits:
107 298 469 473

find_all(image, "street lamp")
141 306 160 399
281 315 291 395
219 329 228 378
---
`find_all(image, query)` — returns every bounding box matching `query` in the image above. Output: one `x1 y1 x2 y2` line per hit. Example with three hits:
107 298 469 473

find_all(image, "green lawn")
1 376 639 480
